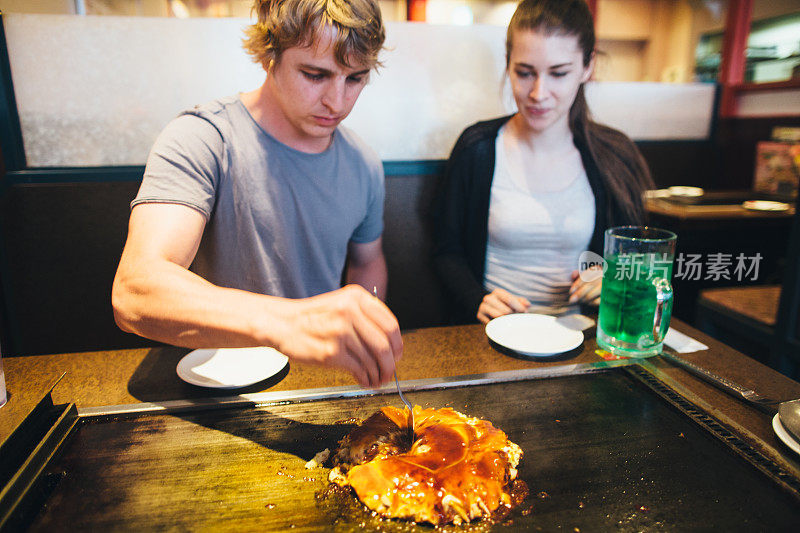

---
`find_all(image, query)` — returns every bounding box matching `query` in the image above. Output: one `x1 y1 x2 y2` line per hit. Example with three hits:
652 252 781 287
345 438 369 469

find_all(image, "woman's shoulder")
451 115 514 154
581 120 654 216
585 121 637 149
581 121 647 172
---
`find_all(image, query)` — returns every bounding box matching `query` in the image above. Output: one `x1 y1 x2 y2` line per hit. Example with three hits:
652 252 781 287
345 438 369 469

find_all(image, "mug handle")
652 278 673 343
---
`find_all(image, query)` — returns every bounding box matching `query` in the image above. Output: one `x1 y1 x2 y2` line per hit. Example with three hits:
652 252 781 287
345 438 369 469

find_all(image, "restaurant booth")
1 0 800 530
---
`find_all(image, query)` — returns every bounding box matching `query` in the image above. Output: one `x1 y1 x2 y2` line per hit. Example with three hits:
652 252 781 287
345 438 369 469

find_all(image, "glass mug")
597 226 677 357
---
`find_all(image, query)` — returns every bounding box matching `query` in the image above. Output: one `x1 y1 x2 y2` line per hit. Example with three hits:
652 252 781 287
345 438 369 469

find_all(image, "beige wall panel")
664 0 695 83
643 0 670 81
0 0 74 14
596 0 653 40
595 40 646 82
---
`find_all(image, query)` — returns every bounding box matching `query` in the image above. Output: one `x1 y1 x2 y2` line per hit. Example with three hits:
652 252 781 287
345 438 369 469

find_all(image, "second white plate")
176 347 289 389
485 313 584 357
742 200 790 212
773 414 800 455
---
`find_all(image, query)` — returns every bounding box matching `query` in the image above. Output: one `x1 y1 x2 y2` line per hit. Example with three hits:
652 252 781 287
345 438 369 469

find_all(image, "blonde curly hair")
243 0 385 70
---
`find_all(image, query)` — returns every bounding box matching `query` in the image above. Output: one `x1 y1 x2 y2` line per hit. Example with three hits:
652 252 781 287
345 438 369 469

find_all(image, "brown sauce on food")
330 406 525 526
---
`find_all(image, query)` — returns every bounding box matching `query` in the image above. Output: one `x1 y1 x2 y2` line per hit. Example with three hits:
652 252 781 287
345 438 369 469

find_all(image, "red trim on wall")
731 115 800 119
586 0 597 18
719 0 752 86
407 0 426 22
717 0 800 118
719 0 753 117
734 79 800 92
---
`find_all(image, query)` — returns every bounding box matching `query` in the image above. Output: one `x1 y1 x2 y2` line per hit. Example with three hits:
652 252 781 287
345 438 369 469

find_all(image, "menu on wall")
753 127 800 198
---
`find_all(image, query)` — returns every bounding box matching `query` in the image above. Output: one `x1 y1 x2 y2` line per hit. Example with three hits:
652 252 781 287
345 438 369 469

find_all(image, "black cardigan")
431 115 633 324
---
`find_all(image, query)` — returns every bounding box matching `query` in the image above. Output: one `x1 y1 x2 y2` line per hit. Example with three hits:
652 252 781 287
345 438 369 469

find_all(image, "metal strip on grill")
77 358 637 418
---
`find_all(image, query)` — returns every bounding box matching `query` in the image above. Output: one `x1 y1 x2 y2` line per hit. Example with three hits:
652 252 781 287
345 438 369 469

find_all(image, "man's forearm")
112 259 292 349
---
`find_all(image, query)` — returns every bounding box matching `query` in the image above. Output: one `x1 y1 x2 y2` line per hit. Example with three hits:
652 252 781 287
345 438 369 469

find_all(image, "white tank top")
484 125 596 315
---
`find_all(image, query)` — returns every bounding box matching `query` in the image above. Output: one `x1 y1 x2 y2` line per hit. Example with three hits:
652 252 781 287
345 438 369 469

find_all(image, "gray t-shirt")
132 95 384 298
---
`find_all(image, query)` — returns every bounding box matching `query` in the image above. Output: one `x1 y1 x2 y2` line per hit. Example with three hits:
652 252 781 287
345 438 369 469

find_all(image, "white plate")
742 200 790 212
773 414 800 455
485 313 584 357
668 186 704 197
176 347 289 389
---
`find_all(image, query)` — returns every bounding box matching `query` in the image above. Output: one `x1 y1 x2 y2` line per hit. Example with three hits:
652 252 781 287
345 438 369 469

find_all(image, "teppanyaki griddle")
9 362 800 531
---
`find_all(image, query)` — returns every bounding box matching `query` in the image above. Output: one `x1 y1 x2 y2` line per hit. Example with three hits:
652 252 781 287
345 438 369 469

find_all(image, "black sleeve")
431 132 488 323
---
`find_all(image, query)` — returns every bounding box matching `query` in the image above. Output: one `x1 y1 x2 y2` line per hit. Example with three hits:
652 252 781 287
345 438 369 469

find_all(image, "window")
745 10 800 83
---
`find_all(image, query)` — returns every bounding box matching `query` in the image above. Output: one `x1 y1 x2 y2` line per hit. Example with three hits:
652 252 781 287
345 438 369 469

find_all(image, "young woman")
432 0 654 324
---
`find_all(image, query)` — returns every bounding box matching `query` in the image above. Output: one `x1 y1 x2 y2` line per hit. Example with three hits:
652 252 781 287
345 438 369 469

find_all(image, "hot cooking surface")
26 368 800 531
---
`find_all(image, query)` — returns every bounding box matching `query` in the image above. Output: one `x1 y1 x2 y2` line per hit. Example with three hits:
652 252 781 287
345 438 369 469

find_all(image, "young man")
112 0 401 389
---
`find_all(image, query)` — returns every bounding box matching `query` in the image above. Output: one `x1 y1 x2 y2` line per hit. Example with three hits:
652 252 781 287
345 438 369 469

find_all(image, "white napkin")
531 314 708 353
664 328 708 353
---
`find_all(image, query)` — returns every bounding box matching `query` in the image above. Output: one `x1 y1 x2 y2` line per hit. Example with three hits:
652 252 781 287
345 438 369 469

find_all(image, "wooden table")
3 319 800 475
645 196 796 323
646 196 796 222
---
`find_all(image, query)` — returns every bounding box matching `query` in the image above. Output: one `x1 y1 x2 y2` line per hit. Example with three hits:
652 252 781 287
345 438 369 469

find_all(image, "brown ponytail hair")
506 0 654 224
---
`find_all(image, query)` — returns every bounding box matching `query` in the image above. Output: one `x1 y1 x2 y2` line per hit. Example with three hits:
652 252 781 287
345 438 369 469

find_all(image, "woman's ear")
581 52 596 83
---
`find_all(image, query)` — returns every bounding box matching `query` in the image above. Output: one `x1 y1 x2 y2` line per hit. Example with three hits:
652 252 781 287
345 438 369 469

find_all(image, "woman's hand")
568 269 602 306
477 288 530 325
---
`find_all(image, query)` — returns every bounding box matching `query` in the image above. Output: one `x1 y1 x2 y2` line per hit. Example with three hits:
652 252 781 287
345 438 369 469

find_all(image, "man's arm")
345 237 388 299
112 203 267 346
112 204 401 387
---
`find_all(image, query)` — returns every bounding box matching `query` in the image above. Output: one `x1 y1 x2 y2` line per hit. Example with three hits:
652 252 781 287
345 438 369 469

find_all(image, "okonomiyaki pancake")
329 406 523 525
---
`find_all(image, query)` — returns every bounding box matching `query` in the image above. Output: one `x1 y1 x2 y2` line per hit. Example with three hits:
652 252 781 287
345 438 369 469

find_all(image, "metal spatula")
373 287 415 445
394 366 415 445
662 349 800 442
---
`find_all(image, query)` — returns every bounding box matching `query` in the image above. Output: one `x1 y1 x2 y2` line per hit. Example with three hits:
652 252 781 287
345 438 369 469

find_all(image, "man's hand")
568 269 602 306
477 288 530 325
277 284 403 388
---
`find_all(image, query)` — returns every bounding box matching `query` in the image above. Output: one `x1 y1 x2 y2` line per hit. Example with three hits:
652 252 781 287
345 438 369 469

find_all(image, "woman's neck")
508 113 575 155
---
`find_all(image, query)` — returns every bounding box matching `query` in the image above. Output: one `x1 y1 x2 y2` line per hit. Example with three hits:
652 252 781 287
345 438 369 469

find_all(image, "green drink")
597 227 677 357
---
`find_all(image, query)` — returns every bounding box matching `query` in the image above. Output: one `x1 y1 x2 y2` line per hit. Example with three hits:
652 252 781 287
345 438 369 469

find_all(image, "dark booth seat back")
383 172 449 330
0 172 449 357
1 181 152 356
